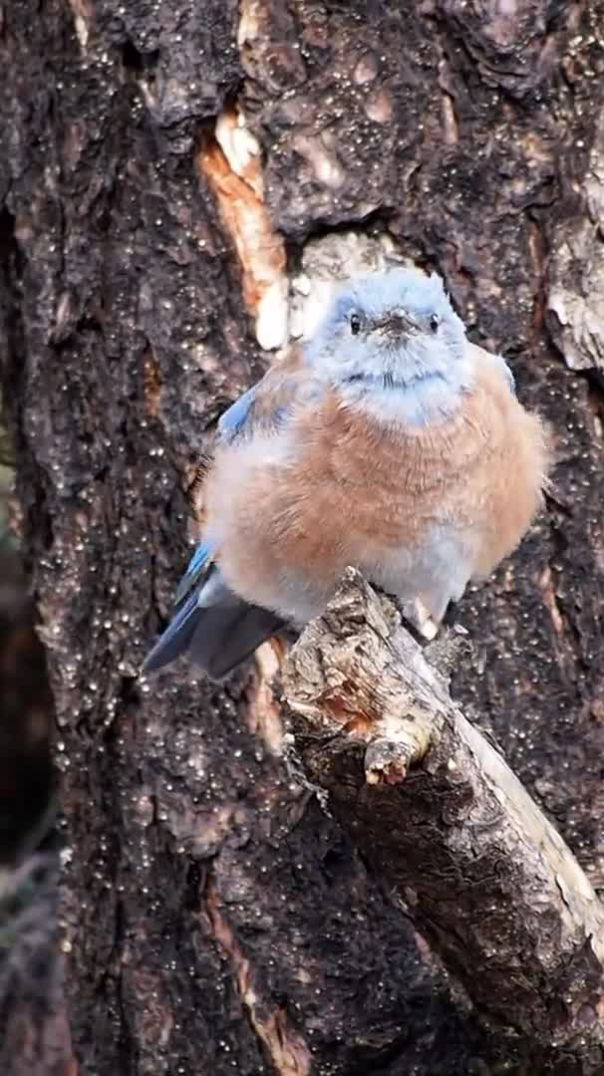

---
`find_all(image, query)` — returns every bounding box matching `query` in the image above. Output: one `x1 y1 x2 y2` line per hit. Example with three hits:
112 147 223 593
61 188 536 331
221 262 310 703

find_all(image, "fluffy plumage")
143 267 550 679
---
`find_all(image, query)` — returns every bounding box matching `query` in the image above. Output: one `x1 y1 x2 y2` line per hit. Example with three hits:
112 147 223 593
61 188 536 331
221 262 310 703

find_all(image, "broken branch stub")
283 569 604 1058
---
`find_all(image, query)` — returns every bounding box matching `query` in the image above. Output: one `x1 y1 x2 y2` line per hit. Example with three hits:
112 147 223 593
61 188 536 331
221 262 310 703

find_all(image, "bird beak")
375 312 416 337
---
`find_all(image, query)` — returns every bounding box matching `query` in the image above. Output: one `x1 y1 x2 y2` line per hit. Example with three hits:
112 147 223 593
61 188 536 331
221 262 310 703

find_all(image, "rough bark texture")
285 570 604 1072
1 1 604 1074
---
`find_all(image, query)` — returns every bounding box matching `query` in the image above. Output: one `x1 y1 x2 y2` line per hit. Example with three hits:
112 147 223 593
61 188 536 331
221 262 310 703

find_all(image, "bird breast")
204 363 550 619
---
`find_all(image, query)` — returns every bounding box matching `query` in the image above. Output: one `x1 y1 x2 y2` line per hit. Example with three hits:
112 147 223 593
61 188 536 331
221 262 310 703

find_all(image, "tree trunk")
1 1 603 1074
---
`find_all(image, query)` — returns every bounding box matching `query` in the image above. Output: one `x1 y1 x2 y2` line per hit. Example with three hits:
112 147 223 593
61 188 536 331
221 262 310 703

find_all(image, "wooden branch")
283 570 604 1060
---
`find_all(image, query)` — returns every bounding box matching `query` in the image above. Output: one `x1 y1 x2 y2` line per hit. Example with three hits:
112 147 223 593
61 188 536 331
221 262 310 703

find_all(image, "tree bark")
284 569 604 1071
1 1 603 1074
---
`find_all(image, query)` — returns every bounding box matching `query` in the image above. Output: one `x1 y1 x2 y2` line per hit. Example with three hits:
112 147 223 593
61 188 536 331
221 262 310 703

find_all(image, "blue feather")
142 591 201 673
218 386 257 443
143 567 283 679
173 539 214 607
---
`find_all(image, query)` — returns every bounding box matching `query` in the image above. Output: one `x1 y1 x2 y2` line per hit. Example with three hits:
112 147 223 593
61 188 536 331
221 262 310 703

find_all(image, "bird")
142 266 550 680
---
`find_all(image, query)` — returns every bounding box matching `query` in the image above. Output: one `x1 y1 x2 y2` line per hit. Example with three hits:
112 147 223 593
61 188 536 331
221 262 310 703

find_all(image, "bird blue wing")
218 386 258 443
142 590 202 673
217 352 320 447
143 568 283 678
168 389 264 607
173 539 215 607
143 355 317 676
173 371 304 610
143 538 218 671
217 382 293 444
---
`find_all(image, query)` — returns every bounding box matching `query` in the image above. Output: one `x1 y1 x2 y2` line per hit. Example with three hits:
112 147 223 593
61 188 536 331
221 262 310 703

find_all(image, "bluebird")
143 267 549 679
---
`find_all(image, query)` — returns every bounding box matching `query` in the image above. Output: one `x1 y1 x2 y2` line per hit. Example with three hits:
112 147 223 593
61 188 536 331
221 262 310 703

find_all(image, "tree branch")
283 569 604 1062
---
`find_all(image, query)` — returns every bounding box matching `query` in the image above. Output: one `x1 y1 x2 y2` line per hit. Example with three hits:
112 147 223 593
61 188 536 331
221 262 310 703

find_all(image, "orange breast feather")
206 350 550 603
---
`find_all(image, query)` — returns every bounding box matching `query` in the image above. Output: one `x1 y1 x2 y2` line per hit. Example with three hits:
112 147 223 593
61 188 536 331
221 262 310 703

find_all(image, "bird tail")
142 568 282 680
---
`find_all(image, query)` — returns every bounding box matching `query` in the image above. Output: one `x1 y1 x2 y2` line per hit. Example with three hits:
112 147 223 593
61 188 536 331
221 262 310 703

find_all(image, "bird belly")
361 526 475 621
205 428 477 626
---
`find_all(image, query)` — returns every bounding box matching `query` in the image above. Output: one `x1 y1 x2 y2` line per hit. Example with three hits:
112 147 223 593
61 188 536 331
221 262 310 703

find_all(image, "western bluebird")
143 267 550 679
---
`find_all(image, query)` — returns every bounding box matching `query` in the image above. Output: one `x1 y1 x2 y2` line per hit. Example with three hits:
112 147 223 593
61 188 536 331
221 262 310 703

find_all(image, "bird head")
305 266 470 397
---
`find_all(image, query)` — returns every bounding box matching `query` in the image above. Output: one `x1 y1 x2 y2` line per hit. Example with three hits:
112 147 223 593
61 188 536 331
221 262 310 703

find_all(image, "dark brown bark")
284 569 604 1071
1 0 603 1074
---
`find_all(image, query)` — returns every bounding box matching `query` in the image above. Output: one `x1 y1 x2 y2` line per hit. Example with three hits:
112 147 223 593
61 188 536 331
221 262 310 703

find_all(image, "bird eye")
350 313 362 336
429 314 440 333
